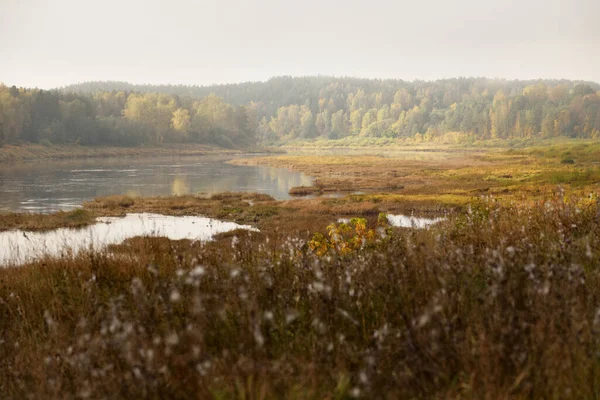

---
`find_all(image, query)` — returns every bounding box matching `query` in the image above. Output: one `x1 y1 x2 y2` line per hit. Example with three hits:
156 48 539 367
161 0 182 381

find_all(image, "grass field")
232 142 600 206
1 142 600 398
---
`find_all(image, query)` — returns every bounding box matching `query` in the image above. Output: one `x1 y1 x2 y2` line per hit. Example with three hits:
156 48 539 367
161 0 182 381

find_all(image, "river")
0 154 313 213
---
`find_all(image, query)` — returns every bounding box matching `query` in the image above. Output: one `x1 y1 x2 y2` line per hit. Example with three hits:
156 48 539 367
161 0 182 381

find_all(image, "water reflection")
171 177 190 196
0 213 257 266
0 155 313 213
338 214 444 229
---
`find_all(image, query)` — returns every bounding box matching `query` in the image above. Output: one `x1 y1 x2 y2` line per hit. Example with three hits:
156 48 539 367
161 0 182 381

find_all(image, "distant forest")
1 76 599 148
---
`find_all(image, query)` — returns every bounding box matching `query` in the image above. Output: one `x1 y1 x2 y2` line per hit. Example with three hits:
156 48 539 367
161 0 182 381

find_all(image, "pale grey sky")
1 0 598 88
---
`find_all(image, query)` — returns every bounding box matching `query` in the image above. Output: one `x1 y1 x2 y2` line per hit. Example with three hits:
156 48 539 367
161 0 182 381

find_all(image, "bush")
561 157 575 164
289 186 321 196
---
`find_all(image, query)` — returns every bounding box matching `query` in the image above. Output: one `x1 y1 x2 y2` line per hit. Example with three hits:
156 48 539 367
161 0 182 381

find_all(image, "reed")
1 193 599 398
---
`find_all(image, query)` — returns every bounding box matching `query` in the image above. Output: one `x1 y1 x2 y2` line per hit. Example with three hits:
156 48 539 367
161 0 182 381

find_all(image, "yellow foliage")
309 214 389 257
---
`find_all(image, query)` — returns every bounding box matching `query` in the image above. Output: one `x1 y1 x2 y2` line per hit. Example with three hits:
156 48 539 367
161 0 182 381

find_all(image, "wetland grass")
2 144 600 398
0 209 95 233
1 194 600 398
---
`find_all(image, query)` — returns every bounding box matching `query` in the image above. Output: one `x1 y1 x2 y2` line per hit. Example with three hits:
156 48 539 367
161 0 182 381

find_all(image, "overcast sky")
1 0 598 89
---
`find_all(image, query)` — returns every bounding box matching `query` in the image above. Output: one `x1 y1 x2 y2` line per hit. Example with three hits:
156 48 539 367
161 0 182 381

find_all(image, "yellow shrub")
309 214 390 257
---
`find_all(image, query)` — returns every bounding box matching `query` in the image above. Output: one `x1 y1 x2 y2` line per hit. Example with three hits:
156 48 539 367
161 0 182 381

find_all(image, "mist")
1 0 598 88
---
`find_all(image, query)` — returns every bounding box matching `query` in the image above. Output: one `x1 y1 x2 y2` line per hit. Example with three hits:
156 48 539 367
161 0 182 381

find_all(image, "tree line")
63 76 600 143
0 86 257 148
255 80 600 143
2 77 599 148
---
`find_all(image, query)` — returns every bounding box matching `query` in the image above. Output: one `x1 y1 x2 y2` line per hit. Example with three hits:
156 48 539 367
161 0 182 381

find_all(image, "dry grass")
231 148 600 204
289 186 322 196
1 194 600 398
0 209 95 232
2 143 600 397
85 195 136 209
209 192 275 202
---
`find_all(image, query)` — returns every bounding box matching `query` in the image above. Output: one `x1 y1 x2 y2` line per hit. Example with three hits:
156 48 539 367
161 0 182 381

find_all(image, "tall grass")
0 209 95 232
1 194 599 398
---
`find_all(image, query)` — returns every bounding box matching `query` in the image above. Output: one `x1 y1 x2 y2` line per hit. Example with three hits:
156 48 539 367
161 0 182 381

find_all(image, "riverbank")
3 140 600 233
231 142 600 204
0 143 244 164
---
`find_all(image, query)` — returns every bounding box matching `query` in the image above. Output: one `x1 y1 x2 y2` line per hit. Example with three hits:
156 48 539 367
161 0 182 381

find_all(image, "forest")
0 86 257 148
1 76 599 148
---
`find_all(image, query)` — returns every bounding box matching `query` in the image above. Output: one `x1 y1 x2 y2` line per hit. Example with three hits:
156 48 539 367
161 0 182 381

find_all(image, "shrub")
309 213 390 256
289 186 321 196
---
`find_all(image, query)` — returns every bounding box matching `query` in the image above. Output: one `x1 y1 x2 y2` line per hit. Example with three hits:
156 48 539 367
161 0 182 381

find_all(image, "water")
0 155 313 213
386 214 444 228
0 213 257 265
339 214 444 228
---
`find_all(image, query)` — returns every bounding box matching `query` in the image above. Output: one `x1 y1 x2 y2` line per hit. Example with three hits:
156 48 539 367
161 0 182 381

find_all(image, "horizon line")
2 74 599 91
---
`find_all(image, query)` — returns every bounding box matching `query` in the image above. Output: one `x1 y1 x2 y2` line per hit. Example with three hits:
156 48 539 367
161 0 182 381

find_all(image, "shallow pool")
0 213 257 265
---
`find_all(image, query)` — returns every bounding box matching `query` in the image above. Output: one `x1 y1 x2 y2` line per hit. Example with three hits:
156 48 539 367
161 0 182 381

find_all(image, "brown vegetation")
1 194 600 398
231 146 600 204
288 186 322 196
0 209 95 232
2 144 600 397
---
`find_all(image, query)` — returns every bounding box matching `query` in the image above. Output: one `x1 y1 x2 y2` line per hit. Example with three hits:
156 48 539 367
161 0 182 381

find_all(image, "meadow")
1 142 600 398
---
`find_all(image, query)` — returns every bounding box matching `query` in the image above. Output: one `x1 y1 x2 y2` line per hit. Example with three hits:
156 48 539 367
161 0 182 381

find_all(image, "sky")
1 0 598 89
